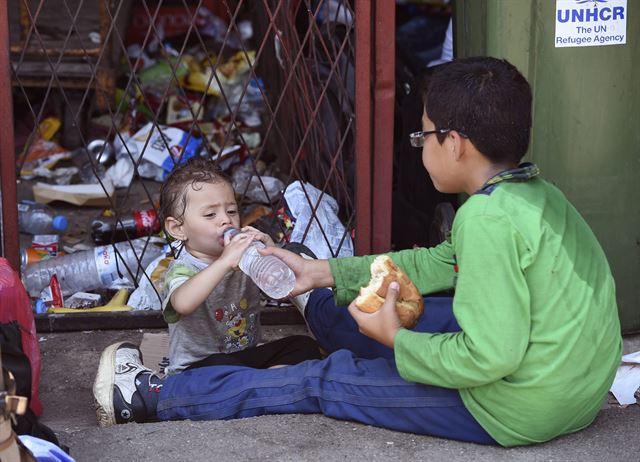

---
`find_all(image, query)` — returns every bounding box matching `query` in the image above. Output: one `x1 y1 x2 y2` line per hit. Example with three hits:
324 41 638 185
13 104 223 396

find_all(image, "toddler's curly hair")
159 157 234 227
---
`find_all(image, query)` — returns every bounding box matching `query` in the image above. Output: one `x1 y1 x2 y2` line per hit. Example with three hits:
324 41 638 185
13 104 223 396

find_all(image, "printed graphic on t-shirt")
211 298 258 352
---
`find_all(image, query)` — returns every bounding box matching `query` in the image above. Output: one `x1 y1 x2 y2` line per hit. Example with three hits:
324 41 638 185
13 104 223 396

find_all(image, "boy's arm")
388 241 456 294
264 238 455 304
394 214 531 388
329 241 456 306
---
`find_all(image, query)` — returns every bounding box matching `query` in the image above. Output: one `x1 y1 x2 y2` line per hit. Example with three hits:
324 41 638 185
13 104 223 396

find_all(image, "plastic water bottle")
224 227 295 299
22 238 165 297
17 201 69 235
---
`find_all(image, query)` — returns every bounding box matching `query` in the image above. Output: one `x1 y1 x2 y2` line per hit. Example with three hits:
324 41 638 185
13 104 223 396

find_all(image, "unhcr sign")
555 0 627 47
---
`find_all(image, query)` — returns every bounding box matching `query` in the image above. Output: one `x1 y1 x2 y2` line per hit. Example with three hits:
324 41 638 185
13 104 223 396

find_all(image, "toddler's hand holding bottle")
223 227 296 299
236 226 275 247
220 229 255 271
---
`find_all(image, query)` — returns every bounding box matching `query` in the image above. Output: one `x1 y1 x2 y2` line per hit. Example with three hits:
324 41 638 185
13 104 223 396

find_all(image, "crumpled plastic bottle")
22 238 166 297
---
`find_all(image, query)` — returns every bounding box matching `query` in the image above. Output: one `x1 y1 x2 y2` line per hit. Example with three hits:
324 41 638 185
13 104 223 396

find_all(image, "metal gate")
0 0 394 310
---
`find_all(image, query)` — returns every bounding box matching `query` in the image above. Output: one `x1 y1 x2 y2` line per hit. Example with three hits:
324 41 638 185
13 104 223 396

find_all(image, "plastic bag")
18 435 75 462
128 254 173 311
284 181 354 259
232 163 285 204
0 258 42 415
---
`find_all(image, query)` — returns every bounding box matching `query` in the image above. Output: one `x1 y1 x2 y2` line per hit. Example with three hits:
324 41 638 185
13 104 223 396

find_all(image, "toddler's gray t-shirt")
162 249 263 375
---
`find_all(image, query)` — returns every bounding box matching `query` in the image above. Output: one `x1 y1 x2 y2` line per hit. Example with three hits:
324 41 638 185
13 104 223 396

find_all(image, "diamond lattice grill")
9 0 357 305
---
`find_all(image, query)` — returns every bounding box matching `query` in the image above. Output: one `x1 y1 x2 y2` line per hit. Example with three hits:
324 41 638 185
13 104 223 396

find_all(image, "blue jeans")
157 289 496 445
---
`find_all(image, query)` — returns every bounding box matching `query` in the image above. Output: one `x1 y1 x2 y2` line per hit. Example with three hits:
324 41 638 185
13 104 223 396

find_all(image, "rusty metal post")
354 0 372 256
371 0 394 254
0 1 20 270
18 0 29 44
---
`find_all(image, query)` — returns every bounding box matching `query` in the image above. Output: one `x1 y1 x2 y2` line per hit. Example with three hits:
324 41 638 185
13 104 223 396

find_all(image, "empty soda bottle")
91 208 161 245
18 201 68 235
223 227 295 299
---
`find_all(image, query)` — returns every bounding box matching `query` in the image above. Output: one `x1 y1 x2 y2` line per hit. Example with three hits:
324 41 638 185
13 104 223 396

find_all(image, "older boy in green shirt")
94 57 621 446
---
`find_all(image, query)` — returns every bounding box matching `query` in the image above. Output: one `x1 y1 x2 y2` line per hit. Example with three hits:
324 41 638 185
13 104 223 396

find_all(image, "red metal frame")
354 0 372 256
371 0 394 254
355 0 394 255
0 2 19 270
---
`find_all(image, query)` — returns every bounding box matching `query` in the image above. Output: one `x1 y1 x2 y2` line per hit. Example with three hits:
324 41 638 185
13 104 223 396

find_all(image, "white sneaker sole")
93 342 125 427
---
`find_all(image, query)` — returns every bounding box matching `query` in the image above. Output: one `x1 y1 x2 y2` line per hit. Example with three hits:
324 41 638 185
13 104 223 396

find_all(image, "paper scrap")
609 351 640 406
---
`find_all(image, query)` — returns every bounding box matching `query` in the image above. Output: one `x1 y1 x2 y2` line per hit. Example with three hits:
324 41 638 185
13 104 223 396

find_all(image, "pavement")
38 326 640 462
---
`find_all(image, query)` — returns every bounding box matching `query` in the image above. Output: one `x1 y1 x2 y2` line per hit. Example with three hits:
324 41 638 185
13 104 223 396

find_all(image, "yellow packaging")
38 117 61 140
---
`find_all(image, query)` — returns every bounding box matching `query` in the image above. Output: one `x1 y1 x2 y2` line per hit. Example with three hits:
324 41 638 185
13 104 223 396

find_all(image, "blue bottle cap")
52 215 69 232
35 299 47 314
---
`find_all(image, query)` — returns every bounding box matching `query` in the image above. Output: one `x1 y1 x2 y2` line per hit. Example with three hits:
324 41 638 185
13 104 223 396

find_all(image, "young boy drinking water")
94 57 621 446
156 158 320 377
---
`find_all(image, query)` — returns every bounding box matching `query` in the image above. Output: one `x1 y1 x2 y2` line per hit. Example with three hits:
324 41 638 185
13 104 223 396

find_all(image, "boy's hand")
240 226 275 247
258 246 334 296
347 282 402 349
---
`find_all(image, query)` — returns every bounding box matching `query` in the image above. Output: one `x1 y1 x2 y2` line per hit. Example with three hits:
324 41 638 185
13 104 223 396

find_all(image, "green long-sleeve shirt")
329 168 621 446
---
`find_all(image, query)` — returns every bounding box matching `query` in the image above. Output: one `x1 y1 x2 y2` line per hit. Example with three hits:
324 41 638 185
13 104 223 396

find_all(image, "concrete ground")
38 327 640 462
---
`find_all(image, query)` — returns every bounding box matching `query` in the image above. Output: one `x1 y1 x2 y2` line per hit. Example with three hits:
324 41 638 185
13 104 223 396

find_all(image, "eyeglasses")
409 129 469 148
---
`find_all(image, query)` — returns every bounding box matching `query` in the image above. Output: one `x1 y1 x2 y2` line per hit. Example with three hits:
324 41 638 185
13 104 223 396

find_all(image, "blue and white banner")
555 0 627 47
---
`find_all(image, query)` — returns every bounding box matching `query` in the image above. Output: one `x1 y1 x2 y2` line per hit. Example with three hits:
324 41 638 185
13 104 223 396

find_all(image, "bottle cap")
52 215 69 232
34 299 47 314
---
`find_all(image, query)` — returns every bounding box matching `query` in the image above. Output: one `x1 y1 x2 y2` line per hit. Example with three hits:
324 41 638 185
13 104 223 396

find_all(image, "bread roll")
354 255 424 328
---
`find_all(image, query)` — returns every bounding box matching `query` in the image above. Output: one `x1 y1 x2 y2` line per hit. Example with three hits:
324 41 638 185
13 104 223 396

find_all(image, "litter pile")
14 4 354 318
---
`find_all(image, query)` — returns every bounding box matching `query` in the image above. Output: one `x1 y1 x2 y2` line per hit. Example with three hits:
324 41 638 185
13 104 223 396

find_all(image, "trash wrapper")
284 181 354 259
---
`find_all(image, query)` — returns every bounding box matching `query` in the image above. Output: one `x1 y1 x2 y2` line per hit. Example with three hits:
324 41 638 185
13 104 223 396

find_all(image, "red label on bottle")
133 209 160 236
43 274 64 308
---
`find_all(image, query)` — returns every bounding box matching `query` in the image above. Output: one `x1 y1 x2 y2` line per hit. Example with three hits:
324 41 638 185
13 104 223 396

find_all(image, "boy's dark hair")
423 57 532 164
159 157 234 226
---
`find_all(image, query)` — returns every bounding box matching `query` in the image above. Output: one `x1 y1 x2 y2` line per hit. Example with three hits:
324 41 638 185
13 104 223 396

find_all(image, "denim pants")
157 289 496 444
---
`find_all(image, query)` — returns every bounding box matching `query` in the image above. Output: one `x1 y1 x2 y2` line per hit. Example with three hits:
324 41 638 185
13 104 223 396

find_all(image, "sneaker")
93 342 162 427
282 242 317 316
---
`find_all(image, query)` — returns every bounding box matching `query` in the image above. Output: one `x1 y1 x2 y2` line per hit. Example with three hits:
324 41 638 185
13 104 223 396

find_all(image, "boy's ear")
164 217 186 241
449 130 466 162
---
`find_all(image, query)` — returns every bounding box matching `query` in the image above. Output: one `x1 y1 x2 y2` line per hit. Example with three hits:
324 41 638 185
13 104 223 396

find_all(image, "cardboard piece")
33 180 115 207
140 332 170 377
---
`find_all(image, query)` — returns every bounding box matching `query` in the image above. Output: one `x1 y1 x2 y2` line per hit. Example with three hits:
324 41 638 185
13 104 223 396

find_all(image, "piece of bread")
354 255 424 328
